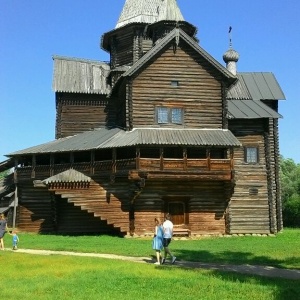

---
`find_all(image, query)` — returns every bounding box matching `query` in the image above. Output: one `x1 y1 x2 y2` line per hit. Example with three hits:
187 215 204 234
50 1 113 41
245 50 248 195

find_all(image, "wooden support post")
230 148 234 170
160 148 164 171
90 150 95 175
183 148 187 171
70 152 74 168
206 149 211 171
136 147 140 170
50 154 54 177
31 155 36 179
13 158 18 184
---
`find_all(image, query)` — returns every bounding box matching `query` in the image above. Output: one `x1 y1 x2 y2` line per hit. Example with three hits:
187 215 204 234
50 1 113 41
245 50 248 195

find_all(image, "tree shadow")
169 249 300 300
174 249 300 270
147 251 300 300
207 269 300 300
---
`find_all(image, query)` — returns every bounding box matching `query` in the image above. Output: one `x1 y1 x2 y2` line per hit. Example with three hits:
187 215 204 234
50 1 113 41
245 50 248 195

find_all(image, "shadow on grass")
173 248 300 270
207 269 300 300
147 254 300 300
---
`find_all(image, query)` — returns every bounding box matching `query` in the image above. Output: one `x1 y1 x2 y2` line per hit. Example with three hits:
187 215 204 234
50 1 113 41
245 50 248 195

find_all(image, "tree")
280 156 300 227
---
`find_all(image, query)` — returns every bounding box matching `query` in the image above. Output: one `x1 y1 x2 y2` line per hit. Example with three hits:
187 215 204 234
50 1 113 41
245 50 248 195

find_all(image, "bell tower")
101 0 196 80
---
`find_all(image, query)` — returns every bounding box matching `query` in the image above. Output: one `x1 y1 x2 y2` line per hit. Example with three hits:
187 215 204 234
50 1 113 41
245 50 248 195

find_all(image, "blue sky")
1 0 299 163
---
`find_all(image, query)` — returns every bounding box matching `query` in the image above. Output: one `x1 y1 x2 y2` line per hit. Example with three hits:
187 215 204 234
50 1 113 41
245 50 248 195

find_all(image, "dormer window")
156 106 183 124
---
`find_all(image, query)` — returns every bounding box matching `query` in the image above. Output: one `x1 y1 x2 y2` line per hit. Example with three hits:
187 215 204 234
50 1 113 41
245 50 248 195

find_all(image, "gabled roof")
7 128 241 156
121 28 237 85
227 73 286 100
52 56 111 95
116 0 184 29
228 100 282 119
43 169 91 184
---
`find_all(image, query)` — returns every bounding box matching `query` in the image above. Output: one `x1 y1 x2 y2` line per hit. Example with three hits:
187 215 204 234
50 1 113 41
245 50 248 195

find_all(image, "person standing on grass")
0 213 9 250
11 230 19 250
152 217 164 265
161 213 176 264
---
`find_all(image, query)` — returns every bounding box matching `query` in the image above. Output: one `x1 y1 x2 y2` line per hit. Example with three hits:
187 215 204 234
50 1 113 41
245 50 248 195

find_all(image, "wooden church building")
1 0 285 236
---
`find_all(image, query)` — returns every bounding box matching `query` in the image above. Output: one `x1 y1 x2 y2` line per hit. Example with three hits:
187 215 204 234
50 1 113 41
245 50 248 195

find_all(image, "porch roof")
43 169 91 184
7 128 241 156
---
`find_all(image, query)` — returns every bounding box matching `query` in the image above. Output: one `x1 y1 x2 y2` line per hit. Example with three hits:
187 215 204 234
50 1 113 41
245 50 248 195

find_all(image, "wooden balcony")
129 158 234 181
16 157 234 182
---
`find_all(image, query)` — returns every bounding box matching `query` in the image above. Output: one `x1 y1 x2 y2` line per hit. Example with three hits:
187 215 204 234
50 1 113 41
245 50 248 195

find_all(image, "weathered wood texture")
266 118 282 232
55 93 109 138
110 27 151 69
131 45 224 128
15 162 234 236
15 168 131 234
17 183 54 232
55 197 122 235
50 179 130 234
228 119 273 234
134 181 231 236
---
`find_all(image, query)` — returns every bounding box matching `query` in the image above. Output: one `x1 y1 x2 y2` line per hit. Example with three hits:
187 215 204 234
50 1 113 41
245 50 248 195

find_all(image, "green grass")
1 252 299 300
1 229 300 299
3 228 300 269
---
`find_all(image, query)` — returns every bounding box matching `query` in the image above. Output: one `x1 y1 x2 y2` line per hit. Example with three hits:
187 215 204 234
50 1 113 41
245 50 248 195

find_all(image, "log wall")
131 45 224 128
56 93 109 138
134 180 231 236
15 168 131 235
228 119 271 234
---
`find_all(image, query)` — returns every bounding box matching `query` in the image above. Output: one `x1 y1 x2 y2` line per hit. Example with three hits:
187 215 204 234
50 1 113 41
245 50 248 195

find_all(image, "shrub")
283 194 300 227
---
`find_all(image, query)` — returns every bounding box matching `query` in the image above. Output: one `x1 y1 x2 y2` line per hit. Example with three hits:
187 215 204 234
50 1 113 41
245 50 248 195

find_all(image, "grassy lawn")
1 229 299 299
3 228 300 269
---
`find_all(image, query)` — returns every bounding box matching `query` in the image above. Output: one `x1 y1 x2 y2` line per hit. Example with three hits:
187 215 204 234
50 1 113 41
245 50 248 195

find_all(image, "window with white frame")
244 147 259 163
156 106 183 125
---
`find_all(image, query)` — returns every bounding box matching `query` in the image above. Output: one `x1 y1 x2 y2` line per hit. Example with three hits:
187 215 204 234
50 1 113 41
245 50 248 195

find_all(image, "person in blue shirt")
152 217 164 264
11 230 19 250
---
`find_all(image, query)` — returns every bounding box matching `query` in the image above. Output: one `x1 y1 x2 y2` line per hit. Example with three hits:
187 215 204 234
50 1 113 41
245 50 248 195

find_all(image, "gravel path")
6 248 300 280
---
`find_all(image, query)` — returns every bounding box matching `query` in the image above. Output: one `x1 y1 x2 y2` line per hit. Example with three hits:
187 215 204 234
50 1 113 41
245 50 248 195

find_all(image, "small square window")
244 147 259 163
171 80 179 87
249 187 259 195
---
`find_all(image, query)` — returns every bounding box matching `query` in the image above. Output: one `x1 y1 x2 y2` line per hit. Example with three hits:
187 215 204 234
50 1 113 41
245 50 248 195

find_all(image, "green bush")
283 194 300 227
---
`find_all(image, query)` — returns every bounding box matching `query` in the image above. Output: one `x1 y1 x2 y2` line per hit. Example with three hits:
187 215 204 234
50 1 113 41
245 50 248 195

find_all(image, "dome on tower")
223 48 239 63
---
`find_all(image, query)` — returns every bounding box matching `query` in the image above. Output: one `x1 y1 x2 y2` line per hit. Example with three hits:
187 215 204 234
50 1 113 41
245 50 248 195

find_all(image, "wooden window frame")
156 106 184 125
244 146 259 164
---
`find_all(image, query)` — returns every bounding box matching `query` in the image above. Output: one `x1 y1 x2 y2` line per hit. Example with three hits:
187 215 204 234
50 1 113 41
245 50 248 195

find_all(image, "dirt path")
6 248 300 280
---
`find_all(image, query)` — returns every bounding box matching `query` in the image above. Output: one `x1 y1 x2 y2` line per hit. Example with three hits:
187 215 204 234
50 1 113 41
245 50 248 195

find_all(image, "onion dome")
223 47 239 63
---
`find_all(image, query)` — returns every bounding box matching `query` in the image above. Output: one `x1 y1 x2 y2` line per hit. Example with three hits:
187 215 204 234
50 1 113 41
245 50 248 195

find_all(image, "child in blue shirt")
11 231 19 250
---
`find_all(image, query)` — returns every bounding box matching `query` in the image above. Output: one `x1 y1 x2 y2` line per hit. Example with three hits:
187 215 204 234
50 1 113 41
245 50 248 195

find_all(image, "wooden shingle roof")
52 56 111 95
43 169 91 184
116 0 184 29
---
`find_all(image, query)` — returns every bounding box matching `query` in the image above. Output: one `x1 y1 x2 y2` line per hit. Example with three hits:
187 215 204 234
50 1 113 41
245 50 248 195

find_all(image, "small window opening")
171 80 179 87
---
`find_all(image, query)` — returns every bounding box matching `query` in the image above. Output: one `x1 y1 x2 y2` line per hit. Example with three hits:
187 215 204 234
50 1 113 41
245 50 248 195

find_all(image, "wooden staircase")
51 181 130 234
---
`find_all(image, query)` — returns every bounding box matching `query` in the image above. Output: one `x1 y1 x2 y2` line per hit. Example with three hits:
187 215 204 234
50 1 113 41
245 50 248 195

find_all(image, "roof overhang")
7 128 241 157
228 100 283 119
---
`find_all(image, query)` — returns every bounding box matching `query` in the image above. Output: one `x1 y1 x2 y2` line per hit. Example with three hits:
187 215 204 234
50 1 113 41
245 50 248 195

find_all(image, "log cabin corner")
1 0 285 237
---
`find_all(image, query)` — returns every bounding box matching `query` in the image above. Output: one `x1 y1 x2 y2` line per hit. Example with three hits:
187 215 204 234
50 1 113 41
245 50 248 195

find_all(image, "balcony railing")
16 157 234 181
